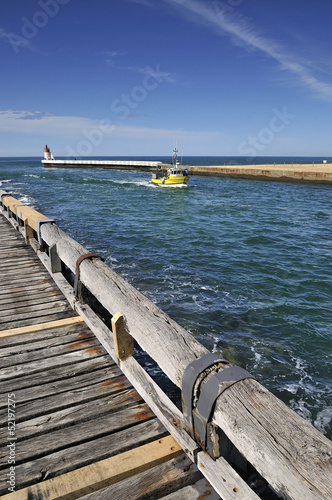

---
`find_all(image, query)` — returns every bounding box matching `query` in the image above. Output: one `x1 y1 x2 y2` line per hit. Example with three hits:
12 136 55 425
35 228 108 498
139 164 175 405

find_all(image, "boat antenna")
172 146 178 166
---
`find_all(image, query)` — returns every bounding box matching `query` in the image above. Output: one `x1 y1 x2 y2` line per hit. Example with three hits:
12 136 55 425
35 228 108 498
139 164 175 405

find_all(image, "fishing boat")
151 148 190 187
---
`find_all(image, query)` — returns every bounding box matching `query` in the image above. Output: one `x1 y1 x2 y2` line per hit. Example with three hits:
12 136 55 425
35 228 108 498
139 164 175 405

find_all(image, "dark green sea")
1 156 331 440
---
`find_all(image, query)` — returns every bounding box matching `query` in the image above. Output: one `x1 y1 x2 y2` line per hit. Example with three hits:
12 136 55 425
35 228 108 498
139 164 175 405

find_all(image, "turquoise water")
1 157 331 440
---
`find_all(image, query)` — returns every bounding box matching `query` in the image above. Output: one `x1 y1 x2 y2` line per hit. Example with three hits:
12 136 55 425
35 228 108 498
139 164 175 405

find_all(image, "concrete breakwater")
42 158 162 169
186 163 332 184
43 158 332 184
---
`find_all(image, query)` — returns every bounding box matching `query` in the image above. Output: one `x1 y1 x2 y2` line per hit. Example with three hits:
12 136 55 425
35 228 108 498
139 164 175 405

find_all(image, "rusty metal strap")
182 353 255 459
74 252 103 299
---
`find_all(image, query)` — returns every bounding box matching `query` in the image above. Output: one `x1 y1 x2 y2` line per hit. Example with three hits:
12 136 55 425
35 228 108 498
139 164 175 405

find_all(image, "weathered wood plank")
0 436 182 500
0 388 141 442
0 272 54 288
0 401 154 466
0 258 41 269
0 274 54 287
0 344 106 381
0 290 63 308
0 283 59 299
0 261 44 273
159 478 221 500
0 309 76 330
0 419 168 494
0 335 101 368
0 322 89 348
0 374 130 425
0 324 91 354
0 364 120 409
196 452 259 500
0 279 55 295
0 316 84 339
0 355 112 392
0 297 71 318
65 454 202 500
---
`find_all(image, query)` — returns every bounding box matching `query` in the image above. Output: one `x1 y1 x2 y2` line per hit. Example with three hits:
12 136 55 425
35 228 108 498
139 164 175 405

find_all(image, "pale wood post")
111 312 135 361
24 218 34 244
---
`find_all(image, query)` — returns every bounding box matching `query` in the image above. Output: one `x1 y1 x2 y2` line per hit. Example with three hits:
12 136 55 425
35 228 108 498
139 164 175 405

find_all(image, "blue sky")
1 0 332 157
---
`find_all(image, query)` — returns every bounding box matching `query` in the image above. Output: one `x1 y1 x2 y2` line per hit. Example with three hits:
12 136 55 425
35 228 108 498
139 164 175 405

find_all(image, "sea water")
1 156 331 440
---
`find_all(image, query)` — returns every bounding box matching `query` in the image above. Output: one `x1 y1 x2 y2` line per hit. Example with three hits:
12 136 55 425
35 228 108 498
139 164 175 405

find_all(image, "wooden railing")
1 190 331 500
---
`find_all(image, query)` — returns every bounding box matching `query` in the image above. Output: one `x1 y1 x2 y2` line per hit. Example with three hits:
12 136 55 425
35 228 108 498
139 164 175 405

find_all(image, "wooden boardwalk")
1 190 331 500
0 215 218 499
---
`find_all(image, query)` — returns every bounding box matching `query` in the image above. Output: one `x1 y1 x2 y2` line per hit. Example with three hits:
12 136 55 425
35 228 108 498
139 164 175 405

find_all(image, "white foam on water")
251 347 262 367
111 179 152 188
0 179 11 186
314 407 332 435
289 398 312 423
283 383 299 395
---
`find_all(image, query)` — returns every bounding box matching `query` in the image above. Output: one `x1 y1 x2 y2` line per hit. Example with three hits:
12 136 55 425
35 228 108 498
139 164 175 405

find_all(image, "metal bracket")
182 353 255 459
36 219 56 244
0 192 11 200
74 252 103 300
182 353 227 438
49 244 62 273
0 192 12 207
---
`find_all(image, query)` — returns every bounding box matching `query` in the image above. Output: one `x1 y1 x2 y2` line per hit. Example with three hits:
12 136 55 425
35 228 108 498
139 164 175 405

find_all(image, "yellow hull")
151 175 190 186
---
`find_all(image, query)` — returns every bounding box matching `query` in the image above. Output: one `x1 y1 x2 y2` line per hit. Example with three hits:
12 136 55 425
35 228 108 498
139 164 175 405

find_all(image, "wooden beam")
1 436 182 500
111 312 135 360
16 205 49 232
2 195 20 209
0 316 84 338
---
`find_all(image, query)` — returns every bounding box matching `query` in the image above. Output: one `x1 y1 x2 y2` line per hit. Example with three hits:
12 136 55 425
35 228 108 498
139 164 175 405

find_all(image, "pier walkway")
0 214 216 499
0 190 331 500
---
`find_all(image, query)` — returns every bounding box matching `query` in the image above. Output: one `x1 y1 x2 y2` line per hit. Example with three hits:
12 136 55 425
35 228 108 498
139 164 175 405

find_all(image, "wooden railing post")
111 312 135 361
23 218 34 244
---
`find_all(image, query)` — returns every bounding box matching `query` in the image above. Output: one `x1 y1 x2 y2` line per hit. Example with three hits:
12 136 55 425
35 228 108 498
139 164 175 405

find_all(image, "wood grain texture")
0 436 182 500
0 316 83 338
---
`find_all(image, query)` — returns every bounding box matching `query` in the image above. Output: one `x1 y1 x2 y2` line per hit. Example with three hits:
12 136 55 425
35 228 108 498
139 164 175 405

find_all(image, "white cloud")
0 109 224 142
160 0 332 102
104 50 126 66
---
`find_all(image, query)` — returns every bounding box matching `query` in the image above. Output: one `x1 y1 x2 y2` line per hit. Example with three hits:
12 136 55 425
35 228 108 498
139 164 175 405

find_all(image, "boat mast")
172 147 178 166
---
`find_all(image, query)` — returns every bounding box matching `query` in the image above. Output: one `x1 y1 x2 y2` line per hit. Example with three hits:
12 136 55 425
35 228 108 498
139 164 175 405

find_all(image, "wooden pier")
0 214 215 499
0 190 331 499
